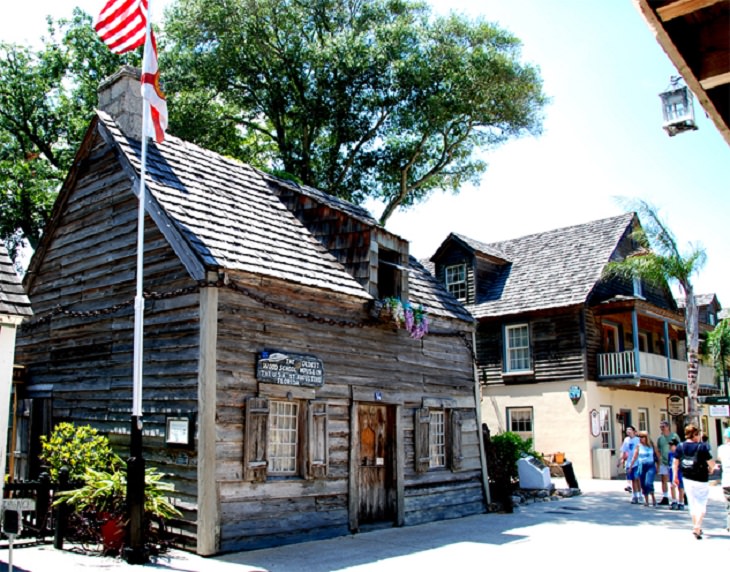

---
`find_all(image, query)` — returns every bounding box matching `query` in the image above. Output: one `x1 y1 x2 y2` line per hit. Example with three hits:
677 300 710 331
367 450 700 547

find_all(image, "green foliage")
54 466 182 522
489 431 537 484
704 317 730 381
162 0 546 224
0 9 135 261
39 422 122 482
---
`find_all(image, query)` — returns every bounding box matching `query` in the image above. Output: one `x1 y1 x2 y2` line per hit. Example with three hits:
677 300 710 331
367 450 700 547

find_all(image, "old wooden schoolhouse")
14 67 487 555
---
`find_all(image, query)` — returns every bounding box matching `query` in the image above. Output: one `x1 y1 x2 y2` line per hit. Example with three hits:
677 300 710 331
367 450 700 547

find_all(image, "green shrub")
55 466 182 522
489 431 541 483
39 422 123 482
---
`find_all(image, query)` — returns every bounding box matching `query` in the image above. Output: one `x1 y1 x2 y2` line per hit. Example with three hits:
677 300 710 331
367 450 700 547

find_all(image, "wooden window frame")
504 323 532 373
414 406 463 473
599 406 613 449
268 400 301 475
506 406 533 441
445 263 467 301
429 409 446 468
637 407 649 433
243 397 329 482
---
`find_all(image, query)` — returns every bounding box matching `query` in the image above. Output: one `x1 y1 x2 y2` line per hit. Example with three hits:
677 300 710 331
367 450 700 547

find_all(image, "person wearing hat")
656 420 680 506
716 426 730 531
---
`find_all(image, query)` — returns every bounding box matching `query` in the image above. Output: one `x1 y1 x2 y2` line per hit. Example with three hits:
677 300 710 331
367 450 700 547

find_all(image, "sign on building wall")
256 351 325 387
666 394 685 417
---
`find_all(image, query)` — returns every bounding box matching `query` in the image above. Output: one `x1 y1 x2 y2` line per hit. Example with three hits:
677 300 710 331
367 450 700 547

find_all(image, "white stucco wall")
0 318 22 493
480 381 724 481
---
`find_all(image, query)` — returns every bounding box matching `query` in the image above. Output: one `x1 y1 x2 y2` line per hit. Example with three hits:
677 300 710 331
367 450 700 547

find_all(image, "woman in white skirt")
672 423 716 539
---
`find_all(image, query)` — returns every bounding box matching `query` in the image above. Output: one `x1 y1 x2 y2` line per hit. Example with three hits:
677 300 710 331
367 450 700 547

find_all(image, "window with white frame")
429 410 446 468
599 406 613 449
505 324 531 372
268 400 300 474
445 264 467 301
637 408 649 433
507 407 533 441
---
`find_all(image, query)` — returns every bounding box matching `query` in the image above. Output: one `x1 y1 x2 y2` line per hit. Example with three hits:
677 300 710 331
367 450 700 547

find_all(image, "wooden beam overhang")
598 376 720 395
591 296 685 328
656 0 725 21
634 0 730 146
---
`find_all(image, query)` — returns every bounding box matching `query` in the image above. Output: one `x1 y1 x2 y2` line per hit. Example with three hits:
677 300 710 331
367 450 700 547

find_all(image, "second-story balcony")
598 350 717 389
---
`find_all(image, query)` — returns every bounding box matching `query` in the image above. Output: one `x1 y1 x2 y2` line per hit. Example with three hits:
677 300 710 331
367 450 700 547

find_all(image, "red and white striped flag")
94 0 149 55
141 31 168 143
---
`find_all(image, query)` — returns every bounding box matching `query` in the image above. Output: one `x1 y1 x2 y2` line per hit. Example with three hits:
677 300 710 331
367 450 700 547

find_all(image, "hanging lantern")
659 76 698 136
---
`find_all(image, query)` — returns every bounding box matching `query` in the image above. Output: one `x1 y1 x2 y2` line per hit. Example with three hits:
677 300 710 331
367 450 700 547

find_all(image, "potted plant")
41 423 181 554
55 463 182 554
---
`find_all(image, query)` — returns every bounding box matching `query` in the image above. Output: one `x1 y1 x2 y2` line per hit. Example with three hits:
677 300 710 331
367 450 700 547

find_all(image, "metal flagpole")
124 4 153 564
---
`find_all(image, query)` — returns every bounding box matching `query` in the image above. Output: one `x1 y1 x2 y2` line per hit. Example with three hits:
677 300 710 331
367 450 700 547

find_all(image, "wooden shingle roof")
0 246 32 318
99 111 369 299
677 293 721 309
466 213 637 319
95 112 468 322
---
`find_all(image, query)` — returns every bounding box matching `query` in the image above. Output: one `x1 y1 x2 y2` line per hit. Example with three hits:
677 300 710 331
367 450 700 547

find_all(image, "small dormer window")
445 264 467 301
378 247 402 299
708 312 716 326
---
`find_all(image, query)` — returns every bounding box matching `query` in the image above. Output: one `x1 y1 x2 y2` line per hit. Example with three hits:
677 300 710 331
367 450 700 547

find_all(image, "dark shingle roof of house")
467 213 636 319
676 293 721 309
96 112 467 322
0 246 32 318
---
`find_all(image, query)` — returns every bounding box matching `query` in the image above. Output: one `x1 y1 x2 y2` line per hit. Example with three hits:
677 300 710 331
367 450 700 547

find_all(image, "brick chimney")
97 65 144 140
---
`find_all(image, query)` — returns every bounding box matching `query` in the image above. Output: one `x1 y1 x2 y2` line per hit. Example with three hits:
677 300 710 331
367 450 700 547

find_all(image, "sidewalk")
1 478 727 572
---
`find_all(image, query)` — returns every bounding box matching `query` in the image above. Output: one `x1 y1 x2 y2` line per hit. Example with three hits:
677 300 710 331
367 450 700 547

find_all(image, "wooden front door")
357 403 395 525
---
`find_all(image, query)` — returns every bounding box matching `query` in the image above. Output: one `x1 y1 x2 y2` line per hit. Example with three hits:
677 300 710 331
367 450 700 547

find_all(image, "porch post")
632 309 640 377
664 320 672 381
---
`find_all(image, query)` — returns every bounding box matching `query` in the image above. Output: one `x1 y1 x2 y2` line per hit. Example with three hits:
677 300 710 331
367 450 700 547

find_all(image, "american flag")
94 0 149 55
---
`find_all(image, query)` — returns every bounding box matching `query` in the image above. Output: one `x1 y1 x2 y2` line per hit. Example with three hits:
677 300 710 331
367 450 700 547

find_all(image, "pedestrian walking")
629 430 659 506
668 437 685 510
672 424 716 539
618 425 641 503
656 420 680 505
716 426 730 531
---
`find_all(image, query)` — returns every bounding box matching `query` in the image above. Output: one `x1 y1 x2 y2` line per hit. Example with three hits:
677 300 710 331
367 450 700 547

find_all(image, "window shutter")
308 400 328 479
449 410 464 471
414 407 431 473
243 397 269 482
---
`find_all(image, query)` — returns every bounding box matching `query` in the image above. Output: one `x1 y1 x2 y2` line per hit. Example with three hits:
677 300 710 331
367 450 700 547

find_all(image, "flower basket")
375 297 429 339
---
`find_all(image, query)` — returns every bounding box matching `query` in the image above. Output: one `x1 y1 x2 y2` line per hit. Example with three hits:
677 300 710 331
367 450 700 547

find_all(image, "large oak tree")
162 0 547 224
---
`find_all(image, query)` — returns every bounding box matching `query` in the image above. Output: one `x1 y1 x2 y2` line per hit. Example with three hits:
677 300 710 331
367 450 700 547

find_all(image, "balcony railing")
597 350 716 385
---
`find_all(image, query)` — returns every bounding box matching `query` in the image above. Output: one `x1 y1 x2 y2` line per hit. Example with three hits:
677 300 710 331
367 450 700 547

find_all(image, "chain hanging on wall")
19 277 474 363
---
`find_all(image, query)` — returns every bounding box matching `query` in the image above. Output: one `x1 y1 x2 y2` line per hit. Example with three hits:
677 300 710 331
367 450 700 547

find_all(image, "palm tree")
704 317 730 400
605 199 706 425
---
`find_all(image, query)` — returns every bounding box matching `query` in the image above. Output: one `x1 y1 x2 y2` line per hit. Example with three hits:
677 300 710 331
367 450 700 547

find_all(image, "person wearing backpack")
672 423 716 539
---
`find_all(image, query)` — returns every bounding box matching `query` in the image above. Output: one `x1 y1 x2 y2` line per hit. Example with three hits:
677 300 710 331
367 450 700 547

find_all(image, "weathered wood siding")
214 276 483 552
477 309 587 385
17 130 485 555
16 133 202 540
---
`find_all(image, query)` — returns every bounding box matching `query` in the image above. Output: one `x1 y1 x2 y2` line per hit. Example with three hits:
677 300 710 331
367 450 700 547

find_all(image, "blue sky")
4 1 730 305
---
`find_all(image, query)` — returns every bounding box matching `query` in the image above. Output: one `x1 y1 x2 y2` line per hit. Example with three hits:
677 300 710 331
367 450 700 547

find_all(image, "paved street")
1 478 728 572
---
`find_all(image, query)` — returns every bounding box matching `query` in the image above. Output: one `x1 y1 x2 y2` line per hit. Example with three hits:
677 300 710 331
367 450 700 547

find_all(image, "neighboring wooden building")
0 246 32 497
14 68 487 555
429 214 723 479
